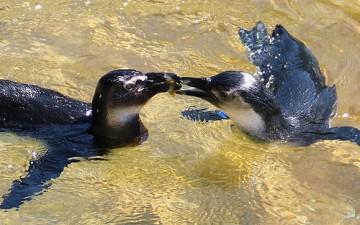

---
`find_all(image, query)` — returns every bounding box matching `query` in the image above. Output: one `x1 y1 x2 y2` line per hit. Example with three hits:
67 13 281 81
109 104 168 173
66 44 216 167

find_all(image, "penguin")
178 22 360 146
0 69 181 209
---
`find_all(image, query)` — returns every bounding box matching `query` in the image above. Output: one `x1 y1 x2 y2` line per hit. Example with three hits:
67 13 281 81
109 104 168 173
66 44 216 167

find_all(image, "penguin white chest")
224 107 266 139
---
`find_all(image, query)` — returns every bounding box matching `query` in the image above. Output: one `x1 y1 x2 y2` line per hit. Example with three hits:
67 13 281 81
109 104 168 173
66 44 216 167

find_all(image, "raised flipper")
239 21 277 88
239 22 326 93
239 22 337 130
181 107 229 122
239 22 271 68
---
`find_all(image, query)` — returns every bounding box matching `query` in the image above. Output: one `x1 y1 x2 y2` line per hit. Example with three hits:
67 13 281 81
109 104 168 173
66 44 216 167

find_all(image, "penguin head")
93 69 181 109
91 69 181 135
178 71 265 109
178 71 282 138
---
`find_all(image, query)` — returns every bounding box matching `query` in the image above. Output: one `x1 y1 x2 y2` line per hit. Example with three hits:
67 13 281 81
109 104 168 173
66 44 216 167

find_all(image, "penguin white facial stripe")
125 75 147 86
116 75 147 88
241 72 257 90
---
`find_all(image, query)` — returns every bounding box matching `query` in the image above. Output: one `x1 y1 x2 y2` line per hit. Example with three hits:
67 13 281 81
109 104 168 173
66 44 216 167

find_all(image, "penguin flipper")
239 22 327 91
181 107 229 122
238 21 270 67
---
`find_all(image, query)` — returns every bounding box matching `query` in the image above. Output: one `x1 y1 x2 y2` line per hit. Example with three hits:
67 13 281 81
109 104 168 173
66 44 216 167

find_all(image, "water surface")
0 0 359 224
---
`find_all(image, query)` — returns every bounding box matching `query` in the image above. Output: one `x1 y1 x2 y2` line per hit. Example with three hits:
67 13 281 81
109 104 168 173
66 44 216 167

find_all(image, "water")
0 0 359 224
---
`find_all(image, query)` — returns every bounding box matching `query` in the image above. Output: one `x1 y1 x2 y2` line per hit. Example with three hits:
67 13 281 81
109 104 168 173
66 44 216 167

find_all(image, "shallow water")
0 0 359 224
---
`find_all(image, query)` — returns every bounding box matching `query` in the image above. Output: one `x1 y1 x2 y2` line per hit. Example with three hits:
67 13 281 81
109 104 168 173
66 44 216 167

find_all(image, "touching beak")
177 77 209 96
145 72 182 94
176 77 217 103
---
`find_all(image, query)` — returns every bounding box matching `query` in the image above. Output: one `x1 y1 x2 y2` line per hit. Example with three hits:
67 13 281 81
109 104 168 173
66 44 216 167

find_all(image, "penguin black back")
0 80 91 130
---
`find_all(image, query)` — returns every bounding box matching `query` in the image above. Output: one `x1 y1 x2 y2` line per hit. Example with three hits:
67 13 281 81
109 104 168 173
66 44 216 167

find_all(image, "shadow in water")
0 123 111 210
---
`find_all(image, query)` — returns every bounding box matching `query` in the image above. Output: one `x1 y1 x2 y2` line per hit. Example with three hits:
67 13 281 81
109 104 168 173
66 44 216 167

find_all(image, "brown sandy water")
0 0 359 224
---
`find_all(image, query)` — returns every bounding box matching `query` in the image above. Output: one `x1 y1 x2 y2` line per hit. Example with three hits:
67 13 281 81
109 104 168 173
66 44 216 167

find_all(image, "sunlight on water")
0 0 359 224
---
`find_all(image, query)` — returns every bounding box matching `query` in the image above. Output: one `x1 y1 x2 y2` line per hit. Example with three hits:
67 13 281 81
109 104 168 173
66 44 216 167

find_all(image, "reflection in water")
0 0 359 224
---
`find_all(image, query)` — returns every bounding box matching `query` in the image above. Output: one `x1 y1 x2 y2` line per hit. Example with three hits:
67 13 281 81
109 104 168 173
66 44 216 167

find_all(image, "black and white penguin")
0 69 181 209
178 22 360 145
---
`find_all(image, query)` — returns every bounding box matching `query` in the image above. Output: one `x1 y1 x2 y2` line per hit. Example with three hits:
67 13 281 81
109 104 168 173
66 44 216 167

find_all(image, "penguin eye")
124 83 135 90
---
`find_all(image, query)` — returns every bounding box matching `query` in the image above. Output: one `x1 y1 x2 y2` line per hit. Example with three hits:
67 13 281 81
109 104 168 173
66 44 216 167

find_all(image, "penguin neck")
239 85 291 140
91 103 148 146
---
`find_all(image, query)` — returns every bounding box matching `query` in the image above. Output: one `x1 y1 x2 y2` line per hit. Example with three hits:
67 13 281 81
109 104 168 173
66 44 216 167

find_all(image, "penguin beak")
176 77 219 106
145 73 182 94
